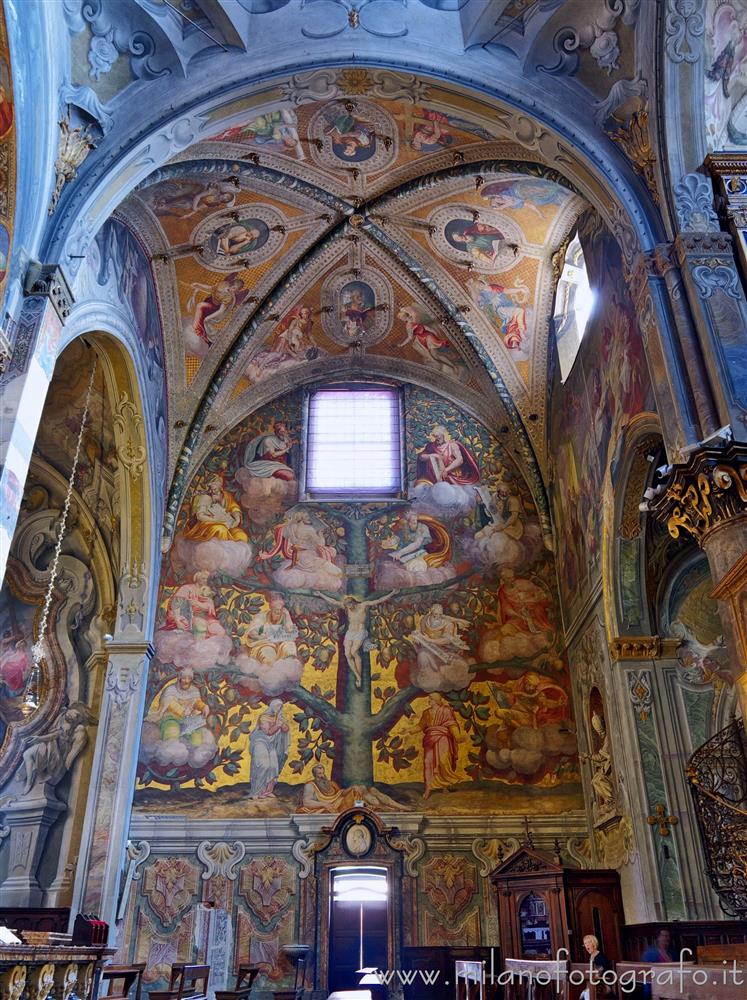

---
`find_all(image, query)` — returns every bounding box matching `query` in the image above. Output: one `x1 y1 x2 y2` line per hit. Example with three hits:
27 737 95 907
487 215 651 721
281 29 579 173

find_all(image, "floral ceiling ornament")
49 118 97 215
608 108 660 205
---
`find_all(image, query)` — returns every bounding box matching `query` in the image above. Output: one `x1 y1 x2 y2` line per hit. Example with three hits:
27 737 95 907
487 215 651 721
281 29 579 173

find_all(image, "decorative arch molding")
603 412 665 643
41 61 663 281
54 319 159 640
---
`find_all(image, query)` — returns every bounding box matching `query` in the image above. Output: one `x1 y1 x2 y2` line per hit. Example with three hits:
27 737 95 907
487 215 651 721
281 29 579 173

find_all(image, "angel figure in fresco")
467 276 530 353
215 109 304 159
299 763 401 812
249 699 289 798
408 693 461 799
705 3 747 148
245 306 323 383
183 473 249 542
321 104 376 159
478 178 563 216
396 304 460 375
186 273 250 346
314 590 397 688
415 425 481 486
259 509 344 591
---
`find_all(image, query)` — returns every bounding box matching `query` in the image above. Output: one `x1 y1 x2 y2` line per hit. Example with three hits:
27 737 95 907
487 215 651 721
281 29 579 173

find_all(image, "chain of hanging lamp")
26 357 99 708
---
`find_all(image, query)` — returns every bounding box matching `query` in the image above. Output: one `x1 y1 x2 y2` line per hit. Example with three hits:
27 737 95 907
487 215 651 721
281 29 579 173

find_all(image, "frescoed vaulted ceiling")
113 68 588 525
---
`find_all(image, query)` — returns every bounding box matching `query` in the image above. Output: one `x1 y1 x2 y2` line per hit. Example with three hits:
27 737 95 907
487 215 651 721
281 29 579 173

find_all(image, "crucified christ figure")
315 590 398 688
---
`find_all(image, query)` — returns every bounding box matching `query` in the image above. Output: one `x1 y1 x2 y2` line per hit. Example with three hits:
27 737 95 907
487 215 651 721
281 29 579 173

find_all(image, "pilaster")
70 640 154 936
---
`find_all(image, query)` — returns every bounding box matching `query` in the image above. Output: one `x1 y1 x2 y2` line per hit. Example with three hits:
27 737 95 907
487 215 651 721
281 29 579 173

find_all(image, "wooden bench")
149 963 210 1000
99 963 146 1000
215 964 260 1000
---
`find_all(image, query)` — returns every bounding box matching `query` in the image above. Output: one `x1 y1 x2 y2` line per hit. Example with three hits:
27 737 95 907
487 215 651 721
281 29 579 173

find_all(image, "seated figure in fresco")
385 512 451 573
498 671 569 729
163 571 227 640
245 593 299 664
183 473 249 542
415 425 480 486
479 569 554 662
242 421 296 484
259 509 344 592
146 668 211 745
299 763 401 813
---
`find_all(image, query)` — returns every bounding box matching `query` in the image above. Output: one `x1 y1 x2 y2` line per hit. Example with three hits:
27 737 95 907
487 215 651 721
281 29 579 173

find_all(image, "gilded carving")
113 393 146 479
0 965 26 1000
649 443 747 546
608 109 660 206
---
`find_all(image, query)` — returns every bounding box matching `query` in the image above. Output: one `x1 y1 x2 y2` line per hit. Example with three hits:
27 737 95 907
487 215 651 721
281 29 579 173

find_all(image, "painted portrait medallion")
427 205 522 273
320 269 393 346
309 99 397 174
195 206 287 270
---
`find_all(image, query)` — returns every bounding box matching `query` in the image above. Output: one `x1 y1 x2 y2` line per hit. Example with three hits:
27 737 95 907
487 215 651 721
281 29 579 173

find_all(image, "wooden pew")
215 964 260 1000
149 963 210 1000
99 963 146 1000
503 958 568 1000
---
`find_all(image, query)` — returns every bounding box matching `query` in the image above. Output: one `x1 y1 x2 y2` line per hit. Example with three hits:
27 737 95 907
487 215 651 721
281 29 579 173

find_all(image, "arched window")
553 232 595 381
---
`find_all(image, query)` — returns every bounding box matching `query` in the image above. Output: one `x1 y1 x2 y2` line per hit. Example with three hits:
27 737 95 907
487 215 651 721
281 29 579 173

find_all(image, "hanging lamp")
24 357 98 714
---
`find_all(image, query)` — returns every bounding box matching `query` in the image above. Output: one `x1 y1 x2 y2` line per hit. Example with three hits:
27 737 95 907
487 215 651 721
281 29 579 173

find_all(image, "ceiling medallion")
193 205 288 271
320 268 393 347
426 204 523 274
308 98 398 175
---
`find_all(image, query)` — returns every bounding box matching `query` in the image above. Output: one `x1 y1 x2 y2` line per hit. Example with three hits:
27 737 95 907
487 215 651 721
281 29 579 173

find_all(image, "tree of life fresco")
135 386 581 816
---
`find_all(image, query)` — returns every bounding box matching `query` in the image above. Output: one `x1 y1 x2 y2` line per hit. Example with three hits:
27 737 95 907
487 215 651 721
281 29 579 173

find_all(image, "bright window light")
332 868 388 903
306 387 401 497
553 233 594 381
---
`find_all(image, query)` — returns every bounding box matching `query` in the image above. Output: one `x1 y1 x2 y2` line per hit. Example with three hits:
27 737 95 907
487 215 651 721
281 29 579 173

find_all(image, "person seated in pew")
641 929 676 963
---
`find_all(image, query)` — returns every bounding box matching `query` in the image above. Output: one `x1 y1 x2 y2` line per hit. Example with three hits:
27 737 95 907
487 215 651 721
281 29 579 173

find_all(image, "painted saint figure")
245 593 298 665
322 104 376 160
260 510 344 591
184 474 249 542
414 693 461 799
146 667 210 743
249 699 289 798
388 513 451 572
187 273 249 346
163 571 227 640
299 763 401 813
242 421 296 485
415 425 481 486
445 220 506 264
314 589 396 688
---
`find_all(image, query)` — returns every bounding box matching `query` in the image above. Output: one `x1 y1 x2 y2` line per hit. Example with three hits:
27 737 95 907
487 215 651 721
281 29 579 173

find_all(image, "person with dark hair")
641 928 676 963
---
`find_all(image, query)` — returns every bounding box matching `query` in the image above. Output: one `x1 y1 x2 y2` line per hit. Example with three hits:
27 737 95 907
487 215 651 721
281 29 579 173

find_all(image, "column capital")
648 441 747 547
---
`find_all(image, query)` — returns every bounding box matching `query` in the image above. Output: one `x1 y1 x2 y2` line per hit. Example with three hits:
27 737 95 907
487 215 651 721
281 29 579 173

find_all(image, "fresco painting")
135 387 580 816
0 11 14 311
207 97 496 170
549 218 653 624
0 591 36 741
705 0 747 149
